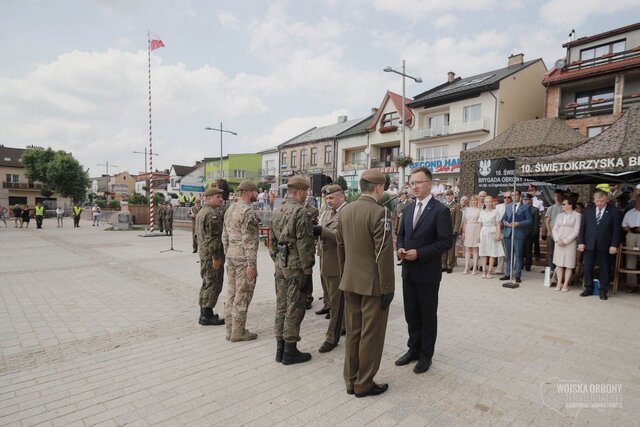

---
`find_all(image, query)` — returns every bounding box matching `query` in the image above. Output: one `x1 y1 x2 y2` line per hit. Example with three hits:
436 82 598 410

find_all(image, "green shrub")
128 193 149 205
107 200 121 209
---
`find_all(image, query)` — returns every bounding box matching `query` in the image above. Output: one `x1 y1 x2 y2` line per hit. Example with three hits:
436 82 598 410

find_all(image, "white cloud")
434 14 458 30
540 0 639 27
217 11 241 29
369 0 499 21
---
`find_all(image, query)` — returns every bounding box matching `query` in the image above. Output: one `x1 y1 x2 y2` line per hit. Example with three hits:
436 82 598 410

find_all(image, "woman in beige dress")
460 194 481 274
478 196 504 278
552 199 581 291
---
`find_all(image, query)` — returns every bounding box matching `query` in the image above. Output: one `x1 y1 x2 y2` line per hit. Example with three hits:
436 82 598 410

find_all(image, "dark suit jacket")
578 205 621 251
396 198 453 283
526 206 540 239
502 202 532 240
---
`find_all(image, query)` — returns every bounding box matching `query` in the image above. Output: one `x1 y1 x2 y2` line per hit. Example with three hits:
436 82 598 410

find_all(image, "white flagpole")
148 31 155 232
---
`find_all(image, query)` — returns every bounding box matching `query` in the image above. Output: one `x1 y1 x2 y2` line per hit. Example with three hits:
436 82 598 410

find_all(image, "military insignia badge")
383 219 391 231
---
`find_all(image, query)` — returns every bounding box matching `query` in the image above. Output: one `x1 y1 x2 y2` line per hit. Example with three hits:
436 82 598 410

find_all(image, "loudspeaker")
310 174 333 197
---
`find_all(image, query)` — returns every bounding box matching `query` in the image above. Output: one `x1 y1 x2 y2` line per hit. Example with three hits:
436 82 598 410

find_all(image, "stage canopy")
516 105 640 184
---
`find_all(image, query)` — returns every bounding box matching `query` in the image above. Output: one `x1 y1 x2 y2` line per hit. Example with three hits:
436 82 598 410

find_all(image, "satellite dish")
555 59 566 69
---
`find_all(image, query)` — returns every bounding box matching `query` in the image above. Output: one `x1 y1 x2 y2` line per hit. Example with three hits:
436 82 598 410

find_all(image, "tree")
336 176 348 191
257 181 271 192
128 193 149 205
384 174 391 191
22 147 90 202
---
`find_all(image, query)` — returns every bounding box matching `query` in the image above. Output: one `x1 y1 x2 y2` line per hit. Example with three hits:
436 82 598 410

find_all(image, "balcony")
410 118 490 140
260 168 277 177
370 161 397 168
3 182 44 191
559 100 614 119
564 47 640 72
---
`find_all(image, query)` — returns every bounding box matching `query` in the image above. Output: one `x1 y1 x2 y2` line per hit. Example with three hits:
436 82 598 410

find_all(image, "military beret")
324 185 343 195
287 176 310 190
360 168 386 184
445 189 454 195
204 187 223 197
321 184 330 194
237 180 258 192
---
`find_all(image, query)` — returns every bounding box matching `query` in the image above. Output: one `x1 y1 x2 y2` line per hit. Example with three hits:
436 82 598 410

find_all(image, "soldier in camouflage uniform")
303 196 319 310
157 202 165 233
223 180 260 342
195 187 226 326
270 176 316 365
188 200 201 253
163 202 174 236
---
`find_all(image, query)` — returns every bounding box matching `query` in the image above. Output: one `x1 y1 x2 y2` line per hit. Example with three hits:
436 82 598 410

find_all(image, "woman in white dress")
460 194 481 274
478 196 504 278
552 199 581 291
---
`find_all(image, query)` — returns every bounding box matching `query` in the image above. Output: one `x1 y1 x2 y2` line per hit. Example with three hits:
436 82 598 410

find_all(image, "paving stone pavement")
1 217 639 426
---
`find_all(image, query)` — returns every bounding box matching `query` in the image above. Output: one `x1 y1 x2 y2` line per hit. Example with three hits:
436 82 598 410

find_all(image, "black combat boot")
275 338 285 363
199 307 224 325
282 342 311 365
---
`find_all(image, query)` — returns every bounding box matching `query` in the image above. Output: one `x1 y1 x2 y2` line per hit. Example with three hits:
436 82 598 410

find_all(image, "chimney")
337 115 348 123
508 53 524 67
447 71 455 83
371 107 378 114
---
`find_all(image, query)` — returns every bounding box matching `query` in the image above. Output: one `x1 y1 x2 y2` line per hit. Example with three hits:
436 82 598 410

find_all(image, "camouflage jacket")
196 204 225 261
188 204 201 223
270 199 315 274
165 206 174 220
157 205 165 220
222 200 260 266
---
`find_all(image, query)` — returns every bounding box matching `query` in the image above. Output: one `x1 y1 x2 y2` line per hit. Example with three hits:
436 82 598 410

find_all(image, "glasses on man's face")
409 180 431 186
504 196 512 199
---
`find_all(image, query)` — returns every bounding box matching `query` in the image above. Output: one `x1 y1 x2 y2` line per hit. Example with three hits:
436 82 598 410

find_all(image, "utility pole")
205 123 237 181
97 161 119 175
133 147 159 196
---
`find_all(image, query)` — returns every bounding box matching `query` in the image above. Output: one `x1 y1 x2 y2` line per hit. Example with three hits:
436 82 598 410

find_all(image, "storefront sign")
378 166 398 173
341 170 357 176
281 170 294 177
520 155 639 174
410 157 461 174
180 184 205 192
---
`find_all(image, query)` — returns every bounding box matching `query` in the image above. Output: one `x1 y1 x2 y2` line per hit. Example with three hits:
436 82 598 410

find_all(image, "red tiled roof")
543 56 640 85
367 90 414 131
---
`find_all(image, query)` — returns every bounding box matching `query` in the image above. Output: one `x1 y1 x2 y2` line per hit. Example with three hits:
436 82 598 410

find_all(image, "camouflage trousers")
274 267 307 343
199 257 225 308
158 217 164 232
224 258 257 336
191 221 197 252
163 219 173 234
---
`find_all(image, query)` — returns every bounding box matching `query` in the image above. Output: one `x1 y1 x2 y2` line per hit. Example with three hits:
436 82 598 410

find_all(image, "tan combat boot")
230 329 257 342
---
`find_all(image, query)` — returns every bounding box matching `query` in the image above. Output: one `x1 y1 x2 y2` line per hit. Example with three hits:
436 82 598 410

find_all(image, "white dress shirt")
413 195 432 226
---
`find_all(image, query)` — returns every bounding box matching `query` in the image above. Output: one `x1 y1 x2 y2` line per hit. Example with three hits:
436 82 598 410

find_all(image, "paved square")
1 218 639 426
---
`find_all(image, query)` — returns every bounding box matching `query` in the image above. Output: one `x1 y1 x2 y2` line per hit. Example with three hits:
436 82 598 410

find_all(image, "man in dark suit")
522 193 540 272
578 190 621 300
396 167 453 374
500 190 532 286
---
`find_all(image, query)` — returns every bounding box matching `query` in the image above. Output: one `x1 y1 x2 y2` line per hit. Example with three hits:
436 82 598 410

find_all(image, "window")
462 140 481 151
310 147 317 165
281 152 288 167
350 151 366 164
291 150 297 168
428 114 449 134
6 174 19 183
463 104 481 122
233 170 246 179
575 87 614 117
218 170 226 179
381 112 400 127
324 145 333 164
580 40 626 62
587 125 610 137
417 145 448 160
300 149 307 168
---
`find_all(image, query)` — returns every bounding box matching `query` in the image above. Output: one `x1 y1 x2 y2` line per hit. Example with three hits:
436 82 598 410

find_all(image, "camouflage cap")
324 184 343 195
237 180 258 192
360 168 385 185
204 187 223 197
287 176 310 190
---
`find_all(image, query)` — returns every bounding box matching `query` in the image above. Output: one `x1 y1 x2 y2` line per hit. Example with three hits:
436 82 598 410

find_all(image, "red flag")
150 39 165 51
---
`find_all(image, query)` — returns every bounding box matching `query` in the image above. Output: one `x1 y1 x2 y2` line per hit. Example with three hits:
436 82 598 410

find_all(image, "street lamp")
205 123 237 182
383 60 422 186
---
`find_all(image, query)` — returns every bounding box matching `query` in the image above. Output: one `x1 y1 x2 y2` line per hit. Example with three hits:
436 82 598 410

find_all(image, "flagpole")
148 31 155 232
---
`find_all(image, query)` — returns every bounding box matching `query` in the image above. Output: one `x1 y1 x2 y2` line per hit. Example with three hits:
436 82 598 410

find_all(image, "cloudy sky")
1 0 637 176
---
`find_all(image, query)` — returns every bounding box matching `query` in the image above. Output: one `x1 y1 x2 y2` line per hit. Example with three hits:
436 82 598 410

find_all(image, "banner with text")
475 158 555 206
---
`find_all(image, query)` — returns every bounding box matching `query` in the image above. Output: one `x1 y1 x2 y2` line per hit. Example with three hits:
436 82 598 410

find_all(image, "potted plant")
379 125 398 133
395 155 414 168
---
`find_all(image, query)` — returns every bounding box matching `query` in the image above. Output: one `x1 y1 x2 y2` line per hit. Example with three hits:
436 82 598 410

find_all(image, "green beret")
204 187 223 197
324 185 343 195
237 180 258 192
360 168 386 184
287 176 310 190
